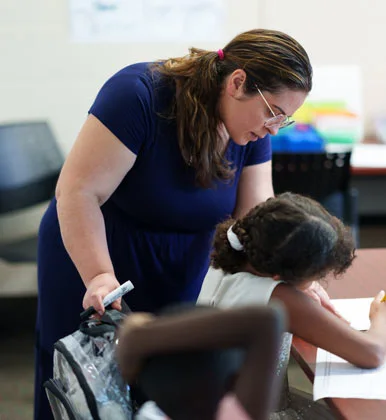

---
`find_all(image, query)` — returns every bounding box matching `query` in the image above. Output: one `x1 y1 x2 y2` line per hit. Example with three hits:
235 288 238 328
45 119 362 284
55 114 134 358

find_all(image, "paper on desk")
332 297 372 330
314 297 386 400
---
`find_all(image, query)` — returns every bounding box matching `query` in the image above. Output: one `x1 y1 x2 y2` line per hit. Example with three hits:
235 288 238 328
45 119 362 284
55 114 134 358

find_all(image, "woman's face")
218 69 308 146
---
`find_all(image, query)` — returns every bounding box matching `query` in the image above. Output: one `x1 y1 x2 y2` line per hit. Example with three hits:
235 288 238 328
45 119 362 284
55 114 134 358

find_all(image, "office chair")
0 121 64 295
272 151 359 247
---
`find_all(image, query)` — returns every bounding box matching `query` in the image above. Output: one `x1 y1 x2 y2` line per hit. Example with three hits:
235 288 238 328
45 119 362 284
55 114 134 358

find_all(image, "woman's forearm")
56 191 114 286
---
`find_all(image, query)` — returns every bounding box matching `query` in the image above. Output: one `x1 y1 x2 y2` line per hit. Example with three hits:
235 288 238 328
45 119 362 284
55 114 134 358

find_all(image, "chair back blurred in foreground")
0 121 64 296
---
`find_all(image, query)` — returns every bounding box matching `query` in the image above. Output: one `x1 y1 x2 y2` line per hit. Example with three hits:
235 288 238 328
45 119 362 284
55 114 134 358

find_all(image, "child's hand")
117 313 155 384
369 290 386 321
301 281 348 322
121 313 155 332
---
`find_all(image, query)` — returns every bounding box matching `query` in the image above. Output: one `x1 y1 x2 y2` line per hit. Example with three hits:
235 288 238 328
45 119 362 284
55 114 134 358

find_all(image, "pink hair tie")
217 49 225 60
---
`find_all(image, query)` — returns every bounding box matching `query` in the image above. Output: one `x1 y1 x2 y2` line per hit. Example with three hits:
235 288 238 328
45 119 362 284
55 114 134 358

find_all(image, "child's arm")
116 305 285 420
271 284 386 368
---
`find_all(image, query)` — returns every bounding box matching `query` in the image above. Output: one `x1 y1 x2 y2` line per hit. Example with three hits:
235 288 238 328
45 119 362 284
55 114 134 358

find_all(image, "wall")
1 0 386 240
260 0 386 134
0 0 260 155
2 0 386 153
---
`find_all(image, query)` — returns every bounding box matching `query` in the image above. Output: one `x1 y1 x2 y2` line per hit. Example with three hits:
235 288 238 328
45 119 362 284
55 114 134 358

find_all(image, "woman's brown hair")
153 29 313 188
211 193 355 284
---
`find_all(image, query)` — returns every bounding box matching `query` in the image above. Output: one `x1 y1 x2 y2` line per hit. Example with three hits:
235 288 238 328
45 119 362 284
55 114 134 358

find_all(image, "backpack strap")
79 307 129 337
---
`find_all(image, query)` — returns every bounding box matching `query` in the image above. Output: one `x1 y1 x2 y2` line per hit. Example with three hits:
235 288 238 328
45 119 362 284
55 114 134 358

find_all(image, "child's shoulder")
197 267 283 308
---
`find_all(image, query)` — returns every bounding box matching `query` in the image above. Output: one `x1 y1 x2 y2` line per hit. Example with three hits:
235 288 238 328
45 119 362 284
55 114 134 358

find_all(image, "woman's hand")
82 272 122 314
300 281 346 321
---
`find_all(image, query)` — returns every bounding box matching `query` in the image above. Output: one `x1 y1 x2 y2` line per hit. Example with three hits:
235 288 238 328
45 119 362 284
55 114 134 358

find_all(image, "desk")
291 248 386 419
349 145 386 216
350 144 386 175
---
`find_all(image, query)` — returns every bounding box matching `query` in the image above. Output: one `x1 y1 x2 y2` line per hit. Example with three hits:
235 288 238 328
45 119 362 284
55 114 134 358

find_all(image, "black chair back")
272 151 352 200
0 121 64 214
0 121 64 262
272 151 359 246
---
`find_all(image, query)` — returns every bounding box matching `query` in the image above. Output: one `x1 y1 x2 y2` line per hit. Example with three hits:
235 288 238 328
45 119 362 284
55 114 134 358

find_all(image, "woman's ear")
225 69 247 99
272 274 282 281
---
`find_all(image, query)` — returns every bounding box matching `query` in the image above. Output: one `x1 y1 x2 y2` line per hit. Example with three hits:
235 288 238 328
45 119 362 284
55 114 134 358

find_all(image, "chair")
271 151 357 418
0 121 64 295
272 151 359 247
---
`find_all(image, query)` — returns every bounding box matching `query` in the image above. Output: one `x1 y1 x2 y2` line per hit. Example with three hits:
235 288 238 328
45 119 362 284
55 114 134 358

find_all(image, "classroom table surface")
350 143 386 175
291 248 386 420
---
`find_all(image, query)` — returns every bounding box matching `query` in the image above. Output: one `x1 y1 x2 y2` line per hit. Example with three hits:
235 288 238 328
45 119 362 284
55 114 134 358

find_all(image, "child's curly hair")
211 192 355 284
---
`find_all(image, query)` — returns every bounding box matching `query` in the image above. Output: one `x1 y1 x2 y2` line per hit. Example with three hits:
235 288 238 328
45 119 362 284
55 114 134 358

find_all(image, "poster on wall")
292 65 363 146
69 0 225 43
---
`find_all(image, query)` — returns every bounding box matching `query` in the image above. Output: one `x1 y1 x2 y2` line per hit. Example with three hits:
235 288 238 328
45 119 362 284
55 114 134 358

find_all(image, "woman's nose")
266 125 280 136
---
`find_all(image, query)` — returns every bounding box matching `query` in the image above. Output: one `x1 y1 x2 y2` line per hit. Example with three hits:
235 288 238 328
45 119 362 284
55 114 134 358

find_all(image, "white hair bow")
227 226 244 251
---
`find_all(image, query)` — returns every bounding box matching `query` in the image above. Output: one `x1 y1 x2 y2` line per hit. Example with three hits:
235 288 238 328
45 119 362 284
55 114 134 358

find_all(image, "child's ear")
272 274 281 281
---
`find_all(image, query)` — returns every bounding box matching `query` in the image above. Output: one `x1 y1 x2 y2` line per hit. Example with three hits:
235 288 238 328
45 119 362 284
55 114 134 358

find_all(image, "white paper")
314 350 386 400
332 297 372 331
314 297 386 400
69 0 225 43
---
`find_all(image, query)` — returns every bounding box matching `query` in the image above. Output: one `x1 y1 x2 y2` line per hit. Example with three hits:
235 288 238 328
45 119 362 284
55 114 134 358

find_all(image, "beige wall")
1 0 385 152
3 0 386 154
0 0 260 155
260 0 386 134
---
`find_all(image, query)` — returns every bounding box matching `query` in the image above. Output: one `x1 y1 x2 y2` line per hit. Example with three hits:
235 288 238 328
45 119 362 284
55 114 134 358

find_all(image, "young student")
117 304 287 420
198 192 386 370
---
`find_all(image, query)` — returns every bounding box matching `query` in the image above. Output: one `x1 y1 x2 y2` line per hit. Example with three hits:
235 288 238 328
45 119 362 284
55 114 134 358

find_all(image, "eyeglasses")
256 87 295 129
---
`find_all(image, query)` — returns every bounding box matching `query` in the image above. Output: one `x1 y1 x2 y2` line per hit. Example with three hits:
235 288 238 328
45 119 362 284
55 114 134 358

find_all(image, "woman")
36 29 314 419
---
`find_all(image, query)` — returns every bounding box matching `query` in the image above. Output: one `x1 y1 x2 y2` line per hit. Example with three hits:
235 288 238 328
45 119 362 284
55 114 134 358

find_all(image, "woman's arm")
56 114 136 312
233 162 274 219
272 284 386 368
117 305 286 420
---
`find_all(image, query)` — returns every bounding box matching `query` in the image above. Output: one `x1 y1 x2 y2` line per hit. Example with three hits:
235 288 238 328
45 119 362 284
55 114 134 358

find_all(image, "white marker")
102 280 134 307
80 280 134 320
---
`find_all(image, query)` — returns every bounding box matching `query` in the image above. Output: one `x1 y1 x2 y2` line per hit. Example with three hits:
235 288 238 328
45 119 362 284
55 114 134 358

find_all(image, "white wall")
260 0 386 133
2 0 386 153
0 0 260 155
1 0 385 286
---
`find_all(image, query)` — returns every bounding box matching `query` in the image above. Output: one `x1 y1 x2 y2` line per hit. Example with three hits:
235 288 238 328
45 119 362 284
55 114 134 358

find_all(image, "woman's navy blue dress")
34 62 271 419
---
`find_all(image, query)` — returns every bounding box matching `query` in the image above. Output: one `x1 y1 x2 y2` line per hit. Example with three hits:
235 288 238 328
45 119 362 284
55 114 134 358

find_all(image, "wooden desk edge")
351 166 386 176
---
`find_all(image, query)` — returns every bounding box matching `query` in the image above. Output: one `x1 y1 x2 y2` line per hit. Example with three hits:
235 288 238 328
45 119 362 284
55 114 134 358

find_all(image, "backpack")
44 309 133 420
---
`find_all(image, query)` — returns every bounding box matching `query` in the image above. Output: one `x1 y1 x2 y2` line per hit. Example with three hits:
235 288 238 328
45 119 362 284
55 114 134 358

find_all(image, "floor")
0 298 35 420
1 224 385 420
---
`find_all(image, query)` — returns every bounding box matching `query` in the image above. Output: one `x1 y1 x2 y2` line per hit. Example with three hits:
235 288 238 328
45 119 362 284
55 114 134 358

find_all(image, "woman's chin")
234 135 258 146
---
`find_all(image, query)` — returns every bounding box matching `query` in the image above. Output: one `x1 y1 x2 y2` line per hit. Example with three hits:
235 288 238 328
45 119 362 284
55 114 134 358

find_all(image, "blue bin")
271 124 325 152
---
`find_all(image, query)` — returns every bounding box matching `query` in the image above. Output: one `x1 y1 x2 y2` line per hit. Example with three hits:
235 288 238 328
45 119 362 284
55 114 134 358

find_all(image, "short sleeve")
89 69 153 155
244 134 272 166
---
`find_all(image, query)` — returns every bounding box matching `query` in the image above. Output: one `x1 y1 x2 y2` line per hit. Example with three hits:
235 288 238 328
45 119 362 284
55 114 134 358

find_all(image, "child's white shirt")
197 267 283 308
197 266 293 381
